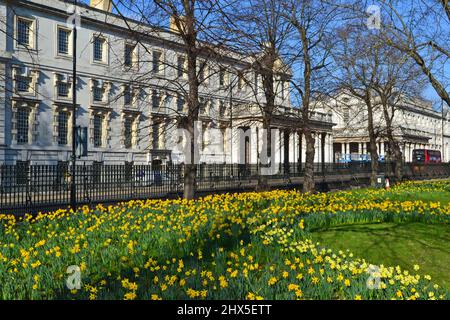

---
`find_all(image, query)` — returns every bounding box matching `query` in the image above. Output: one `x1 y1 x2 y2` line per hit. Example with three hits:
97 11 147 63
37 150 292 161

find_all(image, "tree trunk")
303 128 315 192
382 103 403 181
258 117 272 191
182 10 199 200
183 163 196 200
366 97 379 186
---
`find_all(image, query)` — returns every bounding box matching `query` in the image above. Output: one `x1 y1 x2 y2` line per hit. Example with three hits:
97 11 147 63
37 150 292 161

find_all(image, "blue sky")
78 0 448 110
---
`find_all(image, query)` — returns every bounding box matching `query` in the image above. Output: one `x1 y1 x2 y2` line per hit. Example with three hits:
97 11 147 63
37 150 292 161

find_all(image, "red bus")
412 149 442 163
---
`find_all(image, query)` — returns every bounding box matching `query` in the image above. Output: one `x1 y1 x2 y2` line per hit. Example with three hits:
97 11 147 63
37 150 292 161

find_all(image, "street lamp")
70 0 78 210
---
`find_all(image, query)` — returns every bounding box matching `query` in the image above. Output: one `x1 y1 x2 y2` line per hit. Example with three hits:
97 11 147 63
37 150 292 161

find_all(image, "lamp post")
70 0 78 210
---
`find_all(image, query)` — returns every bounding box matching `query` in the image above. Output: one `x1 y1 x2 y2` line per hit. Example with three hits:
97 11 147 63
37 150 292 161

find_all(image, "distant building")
0 0 334 166
318 92 450 162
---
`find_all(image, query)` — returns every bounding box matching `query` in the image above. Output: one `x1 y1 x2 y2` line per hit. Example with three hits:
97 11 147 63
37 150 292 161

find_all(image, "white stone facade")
0 0 334 165
318 93 450 162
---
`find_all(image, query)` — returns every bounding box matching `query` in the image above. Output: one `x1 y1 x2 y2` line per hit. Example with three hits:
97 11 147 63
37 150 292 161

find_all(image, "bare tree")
333 26 383 186
370 46 425 181
283 0 340 192
378 0 450 106
222 0 292 188
109 0 230 199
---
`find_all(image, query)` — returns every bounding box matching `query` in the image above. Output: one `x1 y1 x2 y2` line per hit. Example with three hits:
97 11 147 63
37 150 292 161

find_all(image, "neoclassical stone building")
318 92 450 163
0 0 335 166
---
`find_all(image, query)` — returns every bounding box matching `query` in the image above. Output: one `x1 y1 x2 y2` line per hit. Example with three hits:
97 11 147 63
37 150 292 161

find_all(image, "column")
301 133 306 164
341 142 345 155
289 131 296 163
231 127 240 164
346 143 350 155
250 126 259 165
358 142 362 154
315 133 321 163
380 141 385 157
328 134 333 163
324 134 330 163
274 129 282 165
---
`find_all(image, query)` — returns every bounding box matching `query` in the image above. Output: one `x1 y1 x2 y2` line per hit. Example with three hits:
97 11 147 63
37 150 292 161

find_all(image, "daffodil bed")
0 180 449 300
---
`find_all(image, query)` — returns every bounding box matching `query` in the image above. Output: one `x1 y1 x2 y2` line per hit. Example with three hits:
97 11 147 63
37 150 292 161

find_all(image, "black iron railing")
0 162 449 215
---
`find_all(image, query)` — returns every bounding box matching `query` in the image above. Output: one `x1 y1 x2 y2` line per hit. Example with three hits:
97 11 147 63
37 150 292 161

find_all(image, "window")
93 114 104 147
177 56 186 78
219 101 227 118
58 27 71 55
199 98 206 115
124 44 135 67
238 74 244 90
58 81 69 98
124 85 131 105
93 36 106 62
164 95 172 113
219 67 226 87
177 95 185 112
58 111 69 145
16 108 30 144
152 51 162 73
152 90 160 110
16 76 31 92
343 108 349 123
152 122 160 149
17 18 32 47
124 118 133 149
93 81 103 102
198 61 207 83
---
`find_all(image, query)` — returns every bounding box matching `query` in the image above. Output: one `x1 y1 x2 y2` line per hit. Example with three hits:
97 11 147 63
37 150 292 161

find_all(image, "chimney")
90 0 113 12
170 15 186 33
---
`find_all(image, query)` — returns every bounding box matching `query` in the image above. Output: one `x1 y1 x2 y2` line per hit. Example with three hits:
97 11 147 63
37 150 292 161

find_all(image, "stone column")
358 142 362 154
290 131 296 163
323 134 330 163
380 141 385 156
301 133 306 164
315 133 321 163
247 126 257 165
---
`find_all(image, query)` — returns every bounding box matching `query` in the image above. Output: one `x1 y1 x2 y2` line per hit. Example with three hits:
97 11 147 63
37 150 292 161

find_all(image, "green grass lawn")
310 222 450 290
388 191 450 205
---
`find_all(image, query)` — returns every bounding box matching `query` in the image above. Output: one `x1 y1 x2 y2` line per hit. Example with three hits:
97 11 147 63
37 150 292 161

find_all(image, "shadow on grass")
311 222 450 289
